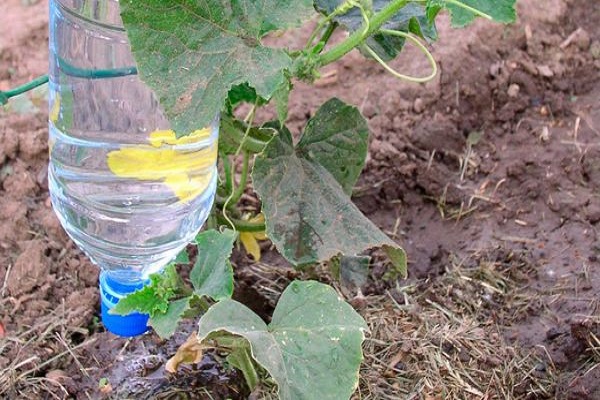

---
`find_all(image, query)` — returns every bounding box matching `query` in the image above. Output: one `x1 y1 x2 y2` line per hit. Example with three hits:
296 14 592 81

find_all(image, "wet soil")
1 0 599 399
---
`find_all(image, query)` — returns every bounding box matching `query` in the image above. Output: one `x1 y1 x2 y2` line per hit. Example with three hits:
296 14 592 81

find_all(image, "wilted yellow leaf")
165 332 204 373
239 214 268 261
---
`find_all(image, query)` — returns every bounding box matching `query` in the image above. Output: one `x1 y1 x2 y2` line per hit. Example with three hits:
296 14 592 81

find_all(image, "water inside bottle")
48 0 218 284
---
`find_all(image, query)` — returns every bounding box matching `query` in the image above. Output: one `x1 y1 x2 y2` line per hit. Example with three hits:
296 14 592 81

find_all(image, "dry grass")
352 255 557 400
243 251 559 400
0 303 96 399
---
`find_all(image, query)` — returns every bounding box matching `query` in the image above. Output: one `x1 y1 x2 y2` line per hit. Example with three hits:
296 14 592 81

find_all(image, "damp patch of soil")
1 0 599 399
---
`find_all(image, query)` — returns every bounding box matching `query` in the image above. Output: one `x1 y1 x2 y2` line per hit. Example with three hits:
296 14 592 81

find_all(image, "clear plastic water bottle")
48 0 218 336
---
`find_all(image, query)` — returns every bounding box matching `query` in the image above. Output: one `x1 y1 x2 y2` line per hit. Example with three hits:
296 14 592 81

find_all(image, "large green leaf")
315 1 438 60
197 280 367 400
120 0 314 135
191 229 237 300
252 99 406 276
427 0 517 27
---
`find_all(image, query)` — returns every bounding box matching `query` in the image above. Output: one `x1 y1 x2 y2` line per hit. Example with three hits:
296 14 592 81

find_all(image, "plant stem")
220 115 269 154
222 156 233 195
318 0 409 65
216 213 266 232
226 151 250 210
319 22 338 50
364 29 437 83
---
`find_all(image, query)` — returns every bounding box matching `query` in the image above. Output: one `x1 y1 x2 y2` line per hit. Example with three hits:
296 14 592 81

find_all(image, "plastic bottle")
48 0 218 336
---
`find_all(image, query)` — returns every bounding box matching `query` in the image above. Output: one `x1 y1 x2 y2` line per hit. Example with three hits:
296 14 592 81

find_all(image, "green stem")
306 18 330 50
220 114 270 154
1 75 49 105
319 22 338 49
222 156 233 195
216 213 266 232
318 0 409 65
226 151 250 210
364 29 437 83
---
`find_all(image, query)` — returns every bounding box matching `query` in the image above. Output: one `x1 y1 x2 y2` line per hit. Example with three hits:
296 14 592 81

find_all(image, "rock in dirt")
586 203 600 225
507 83 520 98
64 288 98 327
591 41 600 59
412 113 462 154
0 124 19 164
2 162 38 198
18 127 47 161
0 198 29 243
582 148 600 187
7 239 49 297
537 65 554 77
413 98 425 114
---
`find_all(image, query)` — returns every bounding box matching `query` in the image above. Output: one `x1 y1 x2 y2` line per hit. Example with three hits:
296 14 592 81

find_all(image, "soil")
1 0 599 399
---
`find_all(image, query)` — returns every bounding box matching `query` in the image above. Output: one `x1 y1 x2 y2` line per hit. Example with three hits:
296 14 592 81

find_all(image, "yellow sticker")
107 128 217 202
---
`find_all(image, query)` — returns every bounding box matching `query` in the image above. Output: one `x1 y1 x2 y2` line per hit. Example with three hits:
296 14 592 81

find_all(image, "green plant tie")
1 59 137 105
0 75 49 105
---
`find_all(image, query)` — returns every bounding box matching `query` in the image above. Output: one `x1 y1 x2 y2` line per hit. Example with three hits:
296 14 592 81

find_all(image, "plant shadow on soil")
1 0 599 399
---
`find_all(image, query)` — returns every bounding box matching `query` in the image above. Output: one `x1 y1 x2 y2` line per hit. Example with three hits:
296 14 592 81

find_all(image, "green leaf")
226 344 261 391
427 0 517 27
197 281 367 400
111 264 185 317
272 81 292 125
382 245 408 280
253 99 406 273
297 98 368 194
174 248 190 264
120 0 314 136
315 1 437 60
191 229 237 300
226 83 264 110
148 296 192 338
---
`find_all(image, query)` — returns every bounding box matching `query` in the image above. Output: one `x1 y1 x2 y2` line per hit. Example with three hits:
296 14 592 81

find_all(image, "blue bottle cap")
99 272 150 337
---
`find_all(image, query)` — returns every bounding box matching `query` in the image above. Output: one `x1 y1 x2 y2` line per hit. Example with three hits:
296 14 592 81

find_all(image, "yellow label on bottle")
107 128 217 202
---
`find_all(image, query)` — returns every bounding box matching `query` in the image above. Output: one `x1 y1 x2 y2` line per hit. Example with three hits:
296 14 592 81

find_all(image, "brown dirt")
1 0 599 399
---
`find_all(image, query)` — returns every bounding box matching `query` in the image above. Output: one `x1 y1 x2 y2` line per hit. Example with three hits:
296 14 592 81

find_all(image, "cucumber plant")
109 0 516 398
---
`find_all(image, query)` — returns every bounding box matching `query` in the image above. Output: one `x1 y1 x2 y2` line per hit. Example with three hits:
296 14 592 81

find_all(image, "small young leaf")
197 281 367 400
148 297 193 339
382 245 408 280
191 229 237 300
111 264 184 317
253 98 406 273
